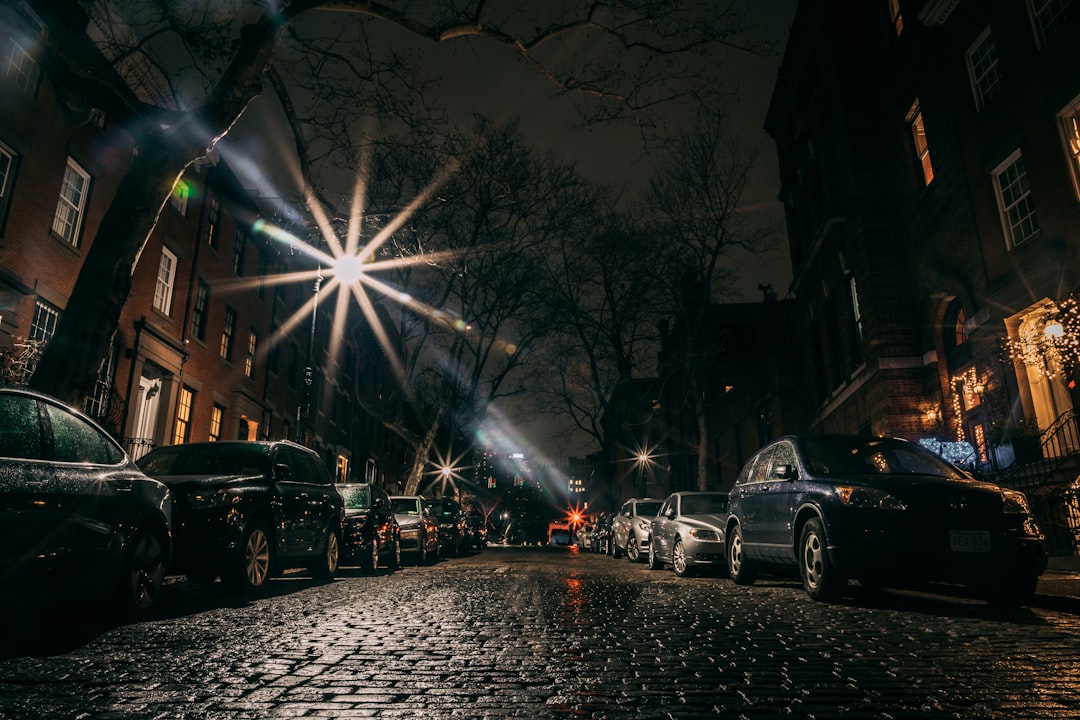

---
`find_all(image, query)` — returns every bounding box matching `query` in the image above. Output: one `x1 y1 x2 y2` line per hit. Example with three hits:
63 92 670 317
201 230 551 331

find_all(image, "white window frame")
244 329 257 378
906 100 934 187
1059 94 1080 201
30 300 60 342
153 247 177 316
51 158 90 246
5 39 38 95
1027 0 1073 48
965 28 1001 112
992 150 1040 250
170 179 189 215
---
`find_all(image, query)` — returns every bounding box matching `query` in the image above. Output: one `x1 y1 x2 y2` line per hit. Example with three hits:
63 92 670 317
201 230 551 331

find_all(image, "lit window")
966 29 1001 112
1059 95 1080 201
153 247 177 316
955 306 969 345
887 0 904 34
1028 0 1073 47
232 231 246 275
220 306 236 361
29 300 60 342
5 40 38 95
907 100 934 186
209 404 224 442
244 329 257 378
993 151 1040 249
191 280 210 341
170 180 190 215
173 386 194 445
51 158 90 246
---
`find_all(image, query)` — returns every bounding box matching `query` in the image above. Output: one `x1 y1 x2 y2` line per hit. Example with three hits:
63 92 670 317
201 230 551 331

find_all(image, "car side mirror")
773 464 796 480
665 508 676 520
273 463 294 482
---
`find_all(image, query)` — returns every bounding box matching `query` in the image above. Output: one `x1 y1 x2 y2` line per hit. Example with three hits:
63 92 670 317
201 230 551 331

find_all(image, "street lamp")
296 267 323 445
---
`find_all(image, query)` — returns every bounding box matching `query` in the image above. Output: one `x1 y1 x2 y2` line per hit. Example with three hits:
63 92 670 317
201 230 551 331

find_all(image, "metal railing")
126 437 157 461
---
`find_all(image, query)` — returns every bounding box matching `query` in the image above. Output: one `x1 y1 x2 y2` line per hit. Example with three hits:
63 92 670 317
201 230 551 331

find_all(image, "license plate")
950 530 991 553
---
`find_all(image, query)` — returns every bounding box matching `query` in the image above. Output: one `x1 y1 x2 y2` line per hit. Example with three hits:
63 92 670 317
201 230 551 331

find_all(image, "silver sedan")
648 492 729 577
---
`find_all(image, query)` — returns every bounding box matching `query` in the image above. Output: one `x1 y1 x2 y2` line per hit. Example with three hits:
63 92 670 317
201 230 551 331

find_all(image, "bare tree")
24 0 755 407
643 107 777 490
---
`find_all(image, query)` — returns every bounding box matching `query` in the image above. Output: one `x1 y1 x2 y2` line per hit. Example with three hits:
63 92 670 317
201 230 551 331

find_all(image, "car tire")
416 537 428 566
672 538 692 577
647 541 662 570
799 518 845 601
390 538 402 571
114 526 168 616
363 537 380 574
224 521 273 593
728 524 756 586
611 540 622 558
626 536 640 562
309 525 341 583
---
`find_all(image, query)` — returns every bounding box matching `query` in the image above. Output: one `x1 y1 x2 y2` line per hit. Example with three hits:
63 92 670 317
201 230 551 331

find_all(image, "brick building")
0 3 414 487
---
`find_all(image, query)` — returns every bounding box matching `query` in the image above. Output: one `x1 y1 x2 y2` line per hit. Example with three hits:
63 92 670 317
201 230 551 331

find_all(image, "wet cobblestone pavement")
1 546 1079 719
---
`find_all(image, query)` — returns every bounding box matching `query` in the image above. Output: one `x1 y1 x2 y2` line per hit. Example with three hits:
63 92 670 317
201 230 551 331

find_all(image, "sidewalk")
1033 555 1080 612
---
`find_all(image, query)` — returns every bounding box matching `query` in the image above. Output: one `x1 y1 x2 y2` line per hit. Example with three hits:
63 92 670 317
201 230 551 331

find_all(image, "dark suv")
137 440 344 593
428 497 469 556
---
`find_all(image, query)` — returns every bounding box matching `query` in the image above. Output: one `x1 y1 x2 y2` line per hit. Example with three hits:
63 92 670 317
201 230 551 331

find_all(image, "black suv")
138 440 344 593
338 482 401 572
428 497 469 556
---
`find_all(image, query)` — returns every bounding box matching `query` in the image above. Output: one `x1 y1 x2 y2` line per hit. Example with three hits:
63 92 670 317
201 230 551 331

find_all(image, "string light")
1004 294 1080 378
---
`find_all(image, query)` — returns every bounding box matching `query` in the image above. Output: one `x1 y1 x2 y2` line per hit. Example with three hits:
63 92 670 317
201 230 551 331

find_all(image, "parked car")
726 434 1048 605
137 440 344 593
428 496 469 556
648 492 729 577
610 497 663 561
594 512 614 555
0 386 172 621
465 509 488 550
390 495 440 564
338 483 401 572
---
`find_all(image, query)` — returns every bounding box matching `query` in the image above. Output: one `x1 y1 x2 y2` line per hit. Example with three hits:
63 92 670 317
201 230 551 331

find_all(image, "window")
907 100 934 186
993 151 1040 249
153 247 177 315
220 306 236 361
232 231 246 275
848 274 865 365
86 343 117 421
256 252 268 299
5 39 38 95
51 158 90 246
1060 95 1080 201
29 300 60 342
887 0 904 34
191 280 210 341
0 141 15 231
173 386 194 445
204 194 220 249
1028 0 1073 47
170 179 190 215
209 404 224 441
244 329 257 379
966 29 1001 112
46 403 123 464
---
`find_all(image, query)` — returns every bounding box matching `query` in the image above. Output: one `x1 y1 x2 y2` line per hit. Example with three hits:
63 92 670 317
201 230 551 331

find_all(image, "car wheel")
114 527 168 615
365 537 380 574
672 539 692 577
224 522 272 593
626 536 640 562
309 525 341 583
647 541 662 570
728 524 756 586
799 518 845 601
390 538 402 570
416 537 428 566
611 539 622 558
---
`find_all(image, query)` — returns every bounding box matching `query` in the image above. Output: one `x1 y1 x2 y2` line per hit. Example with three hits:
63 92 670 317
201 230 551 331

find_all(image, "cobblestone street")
2 546 1079 719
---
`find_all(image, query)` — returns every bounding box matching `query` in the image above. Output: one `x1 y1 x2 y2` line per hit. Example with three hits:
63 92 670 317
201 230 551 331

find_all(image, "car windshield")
391 498 421 515
138 443 269 476
430 501 458 517
636 501 662 516
799 437 965 478
681 494 728 515
340 485 372 510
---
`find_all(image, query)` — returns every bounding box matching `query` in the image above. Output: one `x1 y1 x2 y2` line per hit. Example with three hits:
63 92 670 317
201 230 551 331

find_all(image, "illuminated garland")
1005 294 1080 378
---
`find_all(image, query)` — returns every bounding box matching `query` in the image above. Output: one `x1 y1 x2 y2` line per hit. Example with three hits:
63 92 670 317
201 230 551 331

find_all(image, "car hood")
675 514 727 532
153 474 265 492
815 472 1008 510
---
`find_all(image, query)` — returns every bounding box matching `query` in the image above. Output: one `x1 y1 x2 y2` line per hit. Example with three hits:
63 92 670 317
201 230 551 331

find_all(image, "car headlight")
635 519 651 532
687 528 721 541
835 485 906 510
1001 489 1032 514
185 488 233 510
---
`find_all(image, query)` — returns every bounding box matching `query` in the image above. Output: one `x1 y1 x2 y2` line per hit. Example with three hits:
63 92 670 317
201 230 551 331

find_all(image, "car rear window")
139 444 269 476
341 485 371 510
636 501 662 516
681 494 728 515
801 437 964 478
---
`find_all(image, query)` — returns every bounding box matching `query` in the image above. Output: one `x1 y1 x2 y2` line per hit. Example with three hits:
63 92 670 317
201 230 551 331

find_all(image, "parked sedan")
137 440 344 593
726 434 1048 605
428 496 468 556
648 492 729 577
390 495 440 564
0 386 172 621
339 483 401 572
610 497 663 561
